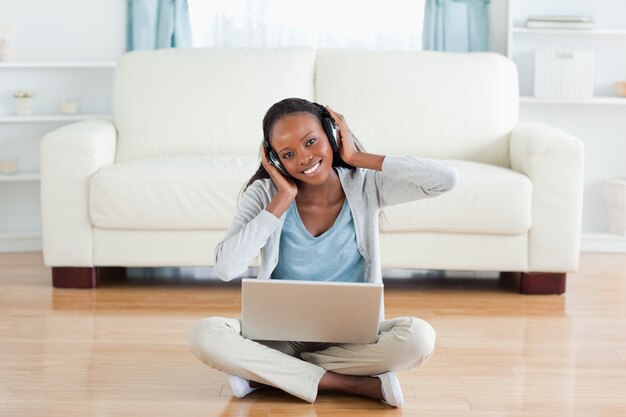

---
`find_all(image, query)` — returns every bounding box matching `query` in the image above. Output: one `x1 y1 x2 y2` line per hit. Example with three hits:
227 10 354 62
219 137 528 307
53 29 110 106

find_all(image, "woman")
188 98 459 407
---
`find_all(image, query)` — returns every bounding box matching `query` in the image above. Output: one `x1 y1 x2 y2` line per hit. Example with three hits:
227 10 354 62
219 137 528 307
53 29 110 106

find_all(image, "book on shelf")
528 15 593 23
526 20 595 30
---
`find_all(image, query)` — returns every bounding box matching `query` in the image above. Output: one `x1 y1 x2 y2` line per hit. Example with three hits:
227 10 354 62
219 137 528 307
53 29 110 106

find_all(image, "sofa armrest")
509 122 584 272
40 120 117 266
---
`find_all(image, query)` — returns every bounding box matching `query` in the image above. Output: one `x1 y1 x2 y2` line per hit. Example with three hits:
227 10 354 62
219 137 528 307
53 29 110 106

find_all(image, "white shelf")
513 27 626 36
0 58 116 252
0 62 116 68
0 171 40 182
520 96 626 105
0 114 113 123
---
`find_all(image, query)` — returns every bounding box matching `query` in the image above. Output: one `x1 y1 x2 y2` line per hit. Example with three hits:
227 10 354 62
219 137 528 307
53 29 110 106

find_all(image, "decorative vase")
0 156 19 175
16 97 33 116
0 38 11 62
60 97 79 114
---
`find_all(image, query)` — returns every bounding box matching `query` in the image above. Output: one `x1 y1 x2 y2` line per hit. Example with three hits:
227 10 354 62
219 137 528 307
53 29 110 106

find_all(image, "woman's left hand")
327 105 386 172
326 106 359 165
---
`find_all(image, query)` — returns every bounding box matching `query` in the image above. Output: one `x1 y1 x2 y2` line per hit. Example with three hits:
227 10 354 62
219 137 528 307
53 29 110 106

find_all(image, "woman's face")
270 112 335 185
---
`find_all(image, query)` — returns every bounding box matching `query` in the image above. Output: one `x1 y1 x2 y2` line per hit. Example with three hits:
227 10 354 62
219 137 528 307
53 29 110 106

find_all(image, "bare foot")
318 371 384 401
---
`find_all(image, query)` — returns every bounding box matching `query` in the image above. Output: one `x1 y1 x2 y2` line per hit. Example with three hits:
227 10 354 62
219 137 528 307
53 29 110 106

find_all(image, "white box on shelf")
605 178 626 236
534 49 594 98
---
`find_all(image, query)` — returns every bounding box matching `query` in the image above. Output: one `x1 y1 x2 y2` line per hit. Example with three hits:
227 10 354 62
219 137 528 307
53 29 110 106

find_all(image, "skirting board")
0 236 42 253
580 233 626 253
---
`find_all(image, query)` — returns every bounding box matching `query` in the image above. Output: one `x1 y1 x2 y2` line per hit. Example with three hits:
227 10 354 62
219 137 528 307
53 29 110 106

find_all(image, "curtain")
127 0 192 51
188 0 425 50
423 0 490 52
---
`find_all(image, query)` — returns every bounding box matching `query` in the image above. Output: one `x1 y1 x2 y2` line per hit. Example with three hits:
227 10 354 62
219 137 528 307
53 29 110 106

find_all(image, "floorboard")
0 252 625 416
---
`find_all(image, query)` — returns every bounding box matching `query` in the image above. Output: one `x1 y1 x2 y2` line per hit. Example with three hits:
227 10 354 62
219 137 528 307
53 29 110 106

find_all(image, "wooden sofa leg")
51 267 127 288
520 272 566 295
52 267 99 288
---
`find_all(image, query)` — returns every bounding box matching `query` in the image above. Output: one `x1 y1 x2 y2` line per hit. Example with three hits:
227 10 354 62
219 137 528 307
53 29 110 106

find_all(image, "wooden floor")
1 252 625 417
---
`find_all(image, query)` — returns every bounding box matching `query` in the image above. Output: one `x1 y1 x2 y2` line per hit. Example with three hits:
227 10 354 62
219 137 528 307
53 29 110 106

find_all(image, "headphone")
264 103 341 179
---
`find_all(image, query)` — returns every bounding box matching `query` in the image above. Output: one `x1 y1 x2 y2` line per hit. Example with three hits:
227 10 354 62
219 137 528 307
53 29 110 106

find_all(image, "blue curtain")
423 0 490 52
127 0 192 51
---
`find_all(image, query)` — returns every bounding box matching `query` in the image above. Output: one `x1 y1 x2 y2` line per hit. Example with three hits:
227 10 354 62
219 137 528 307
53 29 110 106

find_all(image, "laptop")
241 279 383 343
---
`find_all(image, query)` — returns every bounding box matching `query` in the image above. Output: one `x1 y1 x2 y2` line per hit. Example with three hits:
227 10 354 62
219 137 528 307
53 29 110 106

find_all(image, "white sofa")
40 48 584 293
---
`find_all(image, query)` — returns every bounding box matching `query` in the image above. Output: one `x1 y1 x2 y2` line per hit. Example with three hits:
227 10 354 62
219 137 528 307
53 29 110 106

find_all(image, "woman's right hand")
261 145 298 218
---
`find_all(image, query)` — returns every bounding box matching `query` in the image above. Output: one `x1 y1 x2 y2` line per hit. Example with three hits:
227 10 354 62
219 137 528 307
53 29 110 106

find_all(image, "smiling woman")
188 0 425 50
187 96 459 406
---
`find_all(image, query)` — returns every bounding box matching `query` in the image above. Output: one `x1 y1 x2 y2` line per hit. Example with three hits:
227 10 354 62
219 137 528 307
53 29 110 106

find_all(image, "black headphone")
264 103 341 179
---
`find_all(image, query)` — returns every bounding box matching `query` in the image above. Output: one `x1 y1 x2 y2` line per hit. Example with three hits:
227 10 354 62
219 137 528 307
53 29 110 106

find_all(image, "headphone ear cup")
272 154 291 178
314 102 340 153
264 141 292 178
322 117 340 153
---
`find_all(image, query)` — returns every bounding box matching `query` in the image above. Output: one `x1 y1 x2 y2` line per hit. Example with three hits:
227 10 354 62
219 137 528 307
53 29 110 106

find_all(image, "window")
189 0 425 50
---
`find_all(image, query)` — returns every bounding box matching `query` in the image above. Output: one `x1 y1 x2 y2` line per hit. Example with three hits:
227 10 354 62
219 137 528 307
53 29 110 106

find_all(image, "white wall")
0 0 126 61
488 0 509 55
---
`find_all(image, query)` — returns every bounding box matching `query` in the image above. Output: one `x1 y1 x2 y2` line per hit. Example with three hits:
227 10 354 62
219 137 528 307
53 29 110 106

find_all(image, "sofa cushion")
380 160 532 235
91 157 531 235
315 49 519 167
114 48 316 162
90 155 259 230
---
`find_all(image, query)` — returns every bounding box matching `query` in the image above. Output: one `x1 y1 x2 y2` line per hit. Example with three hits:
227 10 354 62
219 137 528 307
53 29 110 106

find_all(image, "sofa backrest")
315 49 519 167
114 48 316 162
114 48 518 167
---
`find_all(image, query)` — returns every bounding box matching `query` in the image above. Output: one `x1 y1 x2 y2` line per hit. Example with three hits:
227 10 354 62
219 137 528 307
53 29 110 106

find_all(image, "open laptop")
241 279 383 343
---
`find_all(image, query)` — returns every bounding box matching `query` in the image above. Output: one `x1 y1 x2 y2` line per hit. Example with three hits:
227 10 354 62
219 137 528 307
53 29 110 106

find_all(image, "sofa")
40 47 584 293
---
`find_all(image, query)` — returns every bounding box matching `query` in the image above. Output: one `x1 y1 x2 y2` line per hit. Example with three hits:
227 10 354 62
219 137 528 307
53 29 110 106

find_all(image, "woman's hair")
241 97 366 193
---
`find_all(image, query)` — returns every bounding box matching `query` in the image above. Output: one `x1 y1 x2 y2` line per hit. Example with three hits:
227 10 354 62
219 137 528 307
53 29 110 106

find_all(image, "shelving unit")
0 61 115 252
0 114 112 123
519 96 626 105
0 171 41 182
507 0 626 253
512 28 626 36
506 21 626 97
0 62 116 68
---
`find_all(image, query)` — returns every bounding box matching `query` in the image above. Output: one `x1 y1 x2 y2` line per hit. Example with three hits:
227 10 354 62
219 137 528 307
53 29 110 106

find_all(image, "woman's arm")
213 182 281 281
327 106 459 207
373 155 459 207
215 145 299 281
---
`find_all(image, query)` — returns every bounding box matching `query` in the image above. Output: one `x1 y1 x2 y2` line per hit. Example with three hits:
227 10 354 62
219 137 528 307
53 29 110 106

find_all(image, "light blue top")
271 198 365 282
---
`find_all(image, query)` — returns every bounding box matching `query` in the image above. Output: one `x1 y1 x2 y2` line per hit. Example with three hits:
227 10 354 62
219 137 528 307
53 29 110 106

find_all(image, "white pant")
188 316 436 403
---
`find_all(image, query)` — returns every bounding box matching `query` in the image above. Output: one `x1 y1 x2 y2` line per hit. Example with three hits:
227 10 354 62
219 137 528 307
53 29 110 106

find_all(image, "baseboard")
0 234 42 253
580 233 626 253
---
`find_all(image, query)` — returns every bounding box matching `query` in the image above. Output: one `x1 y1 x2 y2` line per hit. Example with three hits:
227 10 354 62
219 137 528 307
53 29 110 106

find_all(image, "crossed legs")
188 316 436 403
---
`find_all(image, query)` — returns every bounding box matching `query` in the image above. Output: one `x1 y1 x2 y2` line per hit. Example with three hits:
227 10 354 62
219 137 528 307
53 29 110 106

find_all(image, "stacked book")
526 15 595 30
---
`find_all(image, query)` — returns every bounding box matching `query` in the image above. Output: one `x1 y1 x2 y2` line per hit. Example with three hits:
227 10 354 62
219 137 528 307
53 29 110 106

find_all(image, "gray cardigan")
214 155 459 283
